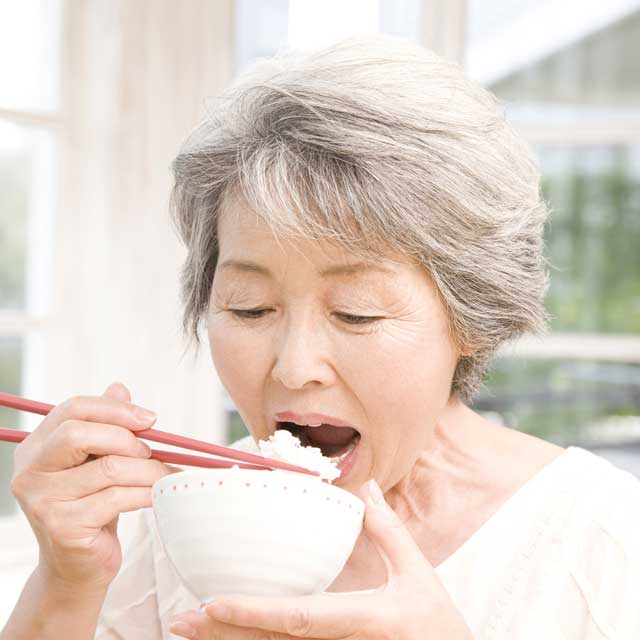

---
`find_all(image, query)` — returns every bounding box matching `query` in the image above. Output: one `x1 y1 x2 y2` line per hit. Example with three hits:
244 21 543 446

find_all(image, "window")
0 0 62 514
466 1 640 472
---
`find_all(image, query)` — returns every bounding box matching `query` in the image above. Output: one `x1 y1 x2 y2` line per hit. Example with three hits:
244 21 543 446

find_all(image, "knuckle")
9 471 26 500
28 495 48 520
99 455 120 483
58 420 86 449
284 607 312 636
11 470 40 508
60 395 87 417
103 485 124 507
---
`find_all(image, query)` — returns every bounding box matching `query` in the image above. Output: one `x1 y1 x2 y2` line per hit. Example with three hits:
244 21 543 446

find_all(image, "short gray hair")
170 35 550 403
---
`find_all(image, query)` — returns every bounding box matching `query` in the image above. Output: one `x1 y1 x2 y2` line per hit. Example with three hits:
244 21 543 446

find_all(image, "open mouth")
276 421 361 461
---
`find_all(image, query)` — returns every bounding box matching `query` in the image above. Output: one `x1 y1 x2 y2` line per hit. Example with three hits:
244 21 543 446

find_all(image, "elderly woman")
4 36 640 640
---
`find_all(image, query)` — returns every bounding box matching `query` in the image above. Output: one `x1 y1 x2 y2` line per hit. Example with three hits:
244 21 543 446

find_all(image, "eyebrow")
218 259 394 278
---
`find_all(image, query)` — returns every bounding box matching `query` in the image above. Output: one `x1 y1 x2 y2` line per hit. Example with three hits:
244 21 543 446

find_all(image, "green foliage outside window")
542 146 640 334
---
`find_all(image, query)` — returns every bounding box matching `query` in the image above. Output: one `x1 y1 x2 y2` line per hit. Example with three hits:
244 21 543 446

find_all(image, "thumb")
359 479 430 579
102 381 132 403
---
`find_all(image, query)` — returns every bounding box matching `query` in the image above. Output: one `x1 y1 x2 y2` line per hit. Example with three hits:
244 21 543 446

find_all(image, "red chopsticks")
0 391 320 477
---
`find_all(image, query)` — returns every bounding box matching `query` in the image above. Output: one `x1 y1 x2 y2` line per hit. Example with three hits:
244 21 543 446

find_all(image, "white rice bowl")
151 431 364 602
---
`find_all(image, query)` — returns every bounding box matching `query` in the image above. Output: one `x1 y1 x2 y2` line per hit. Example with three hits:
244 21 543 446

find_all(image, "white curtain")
48 0 234 437
1 0 234 627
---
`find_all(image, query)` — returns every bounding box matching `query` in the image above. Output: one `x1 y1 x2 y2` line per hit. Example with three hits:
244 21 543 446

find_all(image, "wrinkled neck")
385 397 494 530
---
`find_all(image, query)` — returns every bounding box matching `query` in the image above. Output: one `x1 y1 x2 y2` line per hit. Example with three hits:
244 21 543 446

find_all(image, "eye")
335 313 381 325
229 308 271 320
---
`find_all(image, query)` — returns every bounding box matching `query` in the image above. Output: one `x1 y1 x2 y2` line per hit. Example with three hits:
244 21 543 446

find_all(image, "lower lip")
332 436 360 481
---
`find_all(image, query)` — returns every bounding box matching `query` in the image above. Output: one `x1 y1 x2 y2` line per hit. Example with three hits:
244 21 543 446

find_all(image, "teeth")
290 420 323 428
328 433 361 463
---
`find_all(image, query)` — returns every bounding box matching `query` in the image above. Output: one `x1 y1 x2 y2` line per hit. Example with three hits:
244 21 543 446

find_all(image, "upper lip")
274 411 355 428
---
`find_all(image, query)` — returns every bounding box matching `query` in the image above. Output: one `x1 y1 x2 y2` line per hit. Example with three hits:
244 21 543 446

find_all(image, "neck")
386 397 490 519
330 398 508 588
383 396 507 566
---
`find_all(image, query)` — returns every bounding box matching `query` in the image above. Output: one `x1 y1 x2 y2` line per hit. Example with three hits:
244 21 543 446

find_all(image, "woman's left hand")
169 478 474 640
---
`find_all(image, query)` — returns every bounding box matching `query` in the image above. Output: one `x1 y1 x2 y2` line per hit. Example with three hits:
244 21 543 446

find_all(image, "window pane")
0 123 29 309
288 0 379 51
466 6 640 476
540 144 640 333
379 0 422 42
0 0 62 113
466 3 640 110
0 121 56 312
0 337 23 516
473 357 640 447
224 393 250 444
234 0 289 74
227 410 251 445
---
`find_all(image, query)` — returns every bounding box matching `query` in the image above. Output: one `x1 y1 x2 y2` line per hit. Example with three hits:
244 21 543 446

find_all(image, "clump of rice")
257 430 341 482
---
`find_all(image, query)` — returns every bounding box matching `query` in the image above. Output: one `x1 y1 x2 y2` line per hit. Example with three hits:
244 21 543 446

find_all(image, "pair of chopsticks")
0 391 319 477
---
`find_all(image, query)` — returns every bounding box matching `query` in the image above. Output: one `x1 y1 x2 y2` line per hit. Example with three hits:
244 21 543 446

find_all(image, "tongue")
301 424 357 447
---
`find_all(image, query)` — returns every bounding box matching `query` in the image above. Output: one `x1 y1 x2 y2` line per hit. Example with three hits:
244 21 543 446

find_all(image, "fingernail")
368 478 385 505
133 405 157 425
199 597 216 612
138 441 152 457
169 621 196 638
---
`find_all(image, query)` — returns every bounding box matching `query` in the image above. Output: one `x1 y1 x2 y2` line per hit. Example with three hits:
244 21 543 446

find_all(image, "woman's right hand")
10 381 181 594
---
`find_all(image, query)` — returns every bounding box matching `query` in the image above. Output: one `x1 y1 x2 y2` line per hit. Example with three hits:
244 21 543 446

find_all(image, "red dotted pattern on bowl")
156 481 362 515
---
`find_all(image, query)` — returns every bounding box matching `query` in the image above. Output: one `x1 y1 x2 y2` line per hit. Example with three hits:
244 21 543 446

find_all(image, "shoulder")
566 447 640 545
561 447 640 636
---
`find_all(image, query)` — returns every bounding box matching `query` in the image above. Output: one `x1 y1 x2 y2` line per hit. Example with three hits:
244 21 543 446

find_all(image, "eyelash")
229 308 381 325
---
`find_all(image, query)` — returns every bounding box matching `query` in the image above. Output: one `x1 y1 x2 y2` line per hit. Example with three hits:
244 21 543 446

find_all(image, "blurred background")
1 0 639 625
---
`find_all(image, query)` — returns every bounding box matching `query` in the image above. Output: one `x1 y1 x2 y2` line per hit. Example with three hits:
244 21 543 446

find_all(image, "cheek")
208 320 270 403
348 323 457 445
349 321 457 402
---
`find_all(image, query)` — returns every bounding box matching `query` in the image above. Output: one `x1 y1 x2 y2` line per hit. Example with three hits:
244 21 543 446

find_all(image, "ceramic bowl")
152 467 364 603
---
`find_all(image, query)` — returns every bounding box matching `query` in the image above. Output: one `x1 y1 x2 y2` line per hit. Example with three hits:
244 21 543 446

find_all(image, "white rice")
257 429 341 482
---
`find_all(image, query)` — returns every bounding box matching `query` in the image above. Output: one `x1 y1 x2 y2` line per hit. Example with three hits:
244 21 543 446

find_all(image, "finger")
29 391 157 444
48 455 179 499
358 478 429 579
204 592 372 639
171 610 250 639
32 420 154 471
61 484 156 529
103 381 132 403
172 609 316 640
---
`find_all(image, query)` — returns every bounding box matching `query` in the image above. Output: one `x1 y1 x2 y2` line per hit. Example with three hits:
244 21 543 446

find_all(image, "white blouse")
95 444 640 639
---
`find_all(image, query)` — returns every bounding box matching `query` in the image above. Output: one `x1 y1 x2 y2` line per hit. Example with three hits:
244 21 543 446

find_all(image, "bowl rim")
152 468 365 508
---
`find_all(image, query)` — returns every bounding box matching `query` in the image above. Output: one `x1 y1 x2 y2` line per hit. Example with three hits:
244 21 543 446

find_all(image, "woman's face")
207 203 460 492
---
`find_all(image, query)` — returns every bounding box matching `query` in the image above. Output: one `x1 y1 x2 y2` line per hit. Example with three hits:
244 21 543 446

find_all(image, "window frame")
454 0 640 370
0 7 65 554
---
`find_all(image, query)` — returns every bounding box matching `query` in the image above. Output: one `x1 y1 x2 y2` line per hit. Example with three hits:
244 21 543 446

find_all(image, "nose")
270 314 336 390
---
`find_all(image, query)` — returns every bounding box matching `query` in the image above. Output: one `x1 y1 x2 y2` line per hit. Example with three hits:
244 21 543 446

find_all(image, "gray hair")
170 35 550 403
